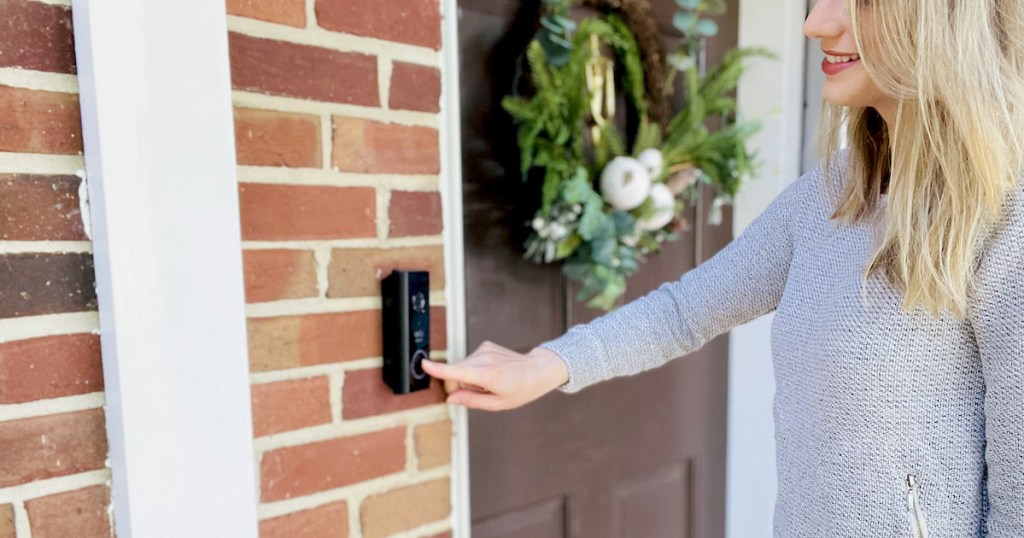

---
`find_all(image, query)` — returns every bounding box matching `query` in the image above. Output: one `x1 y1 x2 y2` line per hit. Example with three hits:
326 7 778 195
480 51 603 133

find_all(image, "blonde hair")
821 0 1024 319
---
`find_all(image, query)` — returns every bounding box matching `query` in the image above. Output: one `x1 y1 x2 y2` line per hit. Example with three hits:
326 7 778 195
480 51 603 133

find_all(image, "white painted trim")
727 1 809 537
438 0 472 536
71 1 260 536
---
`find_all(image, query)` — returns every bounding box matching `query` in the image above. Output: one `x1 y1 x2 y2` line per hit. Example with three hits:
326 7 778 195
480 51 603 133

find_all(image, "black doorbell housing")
381 270 431 394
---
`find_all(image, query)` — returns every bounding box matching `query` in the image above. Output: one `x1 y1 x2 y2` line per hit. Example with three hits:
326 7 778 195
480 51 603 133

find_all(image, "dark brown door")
459 2 738 536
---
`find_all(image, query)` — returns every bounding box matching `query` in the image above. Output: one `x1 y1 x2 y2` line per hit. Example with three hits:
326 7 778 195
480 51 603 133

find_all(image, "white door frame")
727 1 810 537
438 0 472 535
72 1 260 536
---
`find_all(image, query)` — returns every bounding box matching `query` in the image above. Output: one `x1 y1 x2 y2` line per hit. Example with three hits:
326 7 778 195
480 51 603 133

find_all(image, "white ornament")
637 183 676 231
708 195 730 226
637 148 665 179
600 157 652 211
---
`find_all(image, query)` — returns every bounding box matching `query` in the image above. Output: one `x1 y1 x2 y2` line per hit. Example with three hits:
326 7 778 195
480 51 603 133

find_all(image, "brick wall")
226 0 455 536
0 1 114 537
1 0 455 535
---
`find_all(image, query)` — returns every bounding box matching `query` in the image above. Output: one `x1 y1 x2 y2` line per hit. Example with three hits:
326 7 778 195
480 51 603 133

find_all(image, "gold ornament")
585 34 616 146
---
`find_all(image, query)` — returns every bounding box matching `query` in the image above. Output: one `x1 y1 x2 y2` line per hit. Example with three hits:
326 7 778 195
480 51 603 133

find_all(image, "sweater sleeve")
538 168 817 393
968 185 1024 537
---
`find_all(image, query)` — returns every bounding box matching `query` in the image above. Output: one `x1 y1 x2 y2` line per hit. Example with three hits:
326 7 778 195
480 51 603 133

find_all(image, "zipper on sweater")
905 474 930 538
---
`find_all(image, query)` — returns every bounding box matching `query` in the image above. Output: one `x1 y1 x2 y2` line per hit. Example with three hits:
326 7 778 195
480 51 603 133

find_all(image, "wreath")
502 0 770 310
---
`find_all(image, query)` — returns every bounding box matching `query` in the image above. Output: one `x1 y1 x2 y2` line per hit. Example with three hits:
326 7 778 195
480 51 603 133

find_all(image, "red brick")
315 0 440 50
0 85 82 155
326 246 445 298
228 32 378 106
342 367 444 420
247 310 381 372
242 249 319 303
0 253 97 319
26 485 111 538
260 501 348 538
238 183 376 241
0 333 103 404
414 420 451 469
260 427 405 501
389 62 440 112
0 0 76 74
0 409 108 488
388 191 443 237
360 478 450 538
0 504 12 538
332 117 439 174
430 306 446 351
234 108 321 168
227 0 306 28
0 174 87 241
251 377 332 437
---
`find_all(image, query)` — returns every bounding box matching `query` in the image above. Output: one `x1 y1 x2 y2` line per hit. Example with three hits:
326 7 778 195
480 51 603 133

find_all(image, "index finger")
420 358 486 387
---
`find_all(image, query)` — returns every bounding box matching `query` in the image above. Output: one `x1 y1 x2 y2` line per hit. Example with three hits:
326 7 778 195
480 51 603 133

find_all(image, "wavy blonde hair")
821 0 1024 319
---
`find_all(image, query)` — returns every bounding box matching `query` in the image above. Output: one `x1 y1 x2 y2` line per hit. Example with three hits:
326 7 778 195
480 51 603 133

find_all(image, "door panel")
615 463 691 538
473 497 568 538
459 2 738 536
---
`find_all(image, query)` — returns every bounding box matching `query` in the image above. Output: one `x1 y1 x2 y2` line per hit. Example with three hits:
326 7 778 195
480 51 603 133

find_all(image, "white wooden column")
727 0 809 537
438 0 472 535
71 1 259 536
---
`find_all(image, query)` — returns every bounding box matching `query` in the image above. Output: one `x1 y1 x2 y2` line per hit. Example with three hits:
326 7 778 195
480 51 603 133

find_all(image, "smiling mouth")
824 53 860 64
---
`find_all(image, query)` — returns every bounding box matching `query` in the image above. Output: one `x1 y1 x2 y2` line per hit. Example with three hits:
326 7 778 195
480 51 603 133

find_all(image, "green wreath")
503 0 771 310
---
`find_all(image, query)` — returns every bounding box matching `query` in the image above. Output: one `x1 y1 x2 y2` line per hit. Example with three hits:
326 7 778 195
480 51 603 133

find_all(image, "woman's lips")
821 57 860 76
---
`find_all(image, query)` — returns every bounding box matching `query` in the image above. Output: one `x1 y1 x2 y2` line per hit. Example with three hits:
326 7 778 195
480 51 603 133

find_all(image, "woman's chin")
821 89 864 109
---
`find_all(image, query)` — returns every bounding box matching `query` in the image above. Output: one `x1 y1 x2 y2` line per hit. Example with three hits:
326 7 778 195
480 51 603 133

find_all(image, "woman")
423 0 1024 535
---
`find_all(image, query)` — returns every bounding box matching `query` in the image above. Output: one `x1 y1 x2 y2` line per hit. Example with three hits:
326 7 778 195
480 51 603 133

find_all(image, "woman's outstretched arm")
424 164 822 408
968 186 1024 536
540 168 816 393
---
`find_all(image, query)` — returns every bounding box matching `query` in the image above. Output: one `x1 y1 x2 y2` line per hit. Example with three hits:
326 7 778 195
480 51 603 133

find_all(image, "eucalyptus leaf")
540 17 563 33
578 198 606 240
674 0 700 9
561 261 591 281
673 12 696 32
611 211 637 237
592 217 616 242
619 256 639 274
586 273 625 310
548 33 574 49
562 170 594 204
552 15 577 31
695 19 719 37
543 47 571 67
577 280 606 305
591 237 616 266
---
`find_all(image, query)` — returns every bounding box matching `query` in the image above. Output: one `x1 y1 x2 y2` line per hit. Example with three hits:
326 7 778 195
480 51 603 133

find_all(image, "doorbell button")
411 349 428 380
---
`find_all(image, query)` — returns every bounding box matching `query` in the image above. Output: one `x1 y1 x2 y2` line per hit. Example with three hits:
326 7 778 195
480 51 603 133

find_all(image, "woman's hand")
420 342 569 411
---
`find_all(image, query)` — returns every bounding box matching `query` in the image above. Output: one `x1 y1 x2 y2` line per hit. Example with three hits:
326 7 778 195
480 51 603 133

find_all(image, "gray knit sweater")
539 155 1024 537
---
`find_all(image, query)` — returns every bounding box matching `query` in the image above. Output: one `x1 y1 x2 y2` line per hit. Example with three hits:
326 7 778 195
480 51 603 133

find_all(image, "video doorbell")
381 270 431 394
